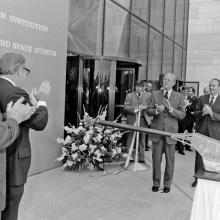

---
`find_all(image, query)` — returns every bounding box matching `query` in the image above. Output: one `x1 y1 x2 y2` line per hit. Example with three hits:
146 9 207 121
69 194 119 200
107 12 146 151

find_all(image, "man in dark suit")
177 87 197 155
0 98 36 219
146 73 186 193
0 53 51 220
192 78 220 187
124 80 151 163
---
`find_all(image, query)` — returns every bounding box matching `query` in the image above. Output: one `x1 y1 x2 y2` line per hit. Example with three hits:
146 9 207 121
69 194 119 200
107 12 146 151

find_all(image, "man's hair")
135 80 145 87
0 53 25 75
163 72 177 83
211 78 220 86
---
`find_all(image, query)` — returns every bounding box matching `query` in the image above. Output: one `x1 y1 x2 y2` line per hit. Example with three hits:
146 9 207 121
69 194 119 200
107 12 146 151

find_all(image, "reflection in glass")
175 0 185 45
114 0 131 9
132 0 150 22
83 60 110 118
164 0 175 40
148 29 162 81
130 16 148 61
104 0 129 57
68 0 103 55
162 39 174 74
150 0 164 32
181 50 186 79
82 59 94 116
115 68 135 119
173 45 182 80
183 0 189 49
65 56 79 126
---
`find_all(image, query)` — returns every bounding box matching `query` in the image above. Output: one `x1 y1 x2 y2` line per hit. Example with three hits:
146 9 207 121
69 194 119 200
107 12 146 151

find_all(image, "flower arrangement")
57 107 126 171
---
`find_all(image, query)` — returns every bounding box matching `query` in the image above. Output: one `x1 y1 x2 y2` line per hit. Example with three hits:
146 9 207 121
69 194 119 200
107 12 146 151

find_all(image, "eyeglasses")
23 67 31 75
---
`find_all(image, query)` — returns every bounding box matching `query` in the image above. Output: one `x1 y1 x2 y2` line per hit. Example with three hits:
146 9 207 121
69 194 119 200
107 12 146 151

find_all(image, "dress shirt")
164 89 172 99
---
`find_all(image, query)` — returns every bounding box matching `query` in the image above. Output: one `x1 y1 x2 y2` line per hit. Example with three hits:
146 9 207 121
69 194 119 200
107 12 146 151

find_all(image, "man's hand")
138 105 147 111
163 99 173 112
202 104 213 117
31 80 51 104
6 97 37 124
155 104 165 113
202 104 210 116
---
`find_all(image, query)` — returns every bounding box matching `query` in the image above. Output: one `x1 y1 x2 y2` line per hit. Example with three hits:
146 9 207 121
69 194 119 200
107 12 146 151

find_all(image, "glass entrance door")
65 55 79 126
114 68 136 120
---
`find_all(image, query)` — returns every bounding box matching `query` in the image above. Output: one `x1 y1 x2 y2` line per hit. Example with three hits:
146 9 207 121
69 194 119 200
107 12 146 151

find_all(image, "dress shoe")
129 156 135 162
152 186 159 192
138 160 145 163
191 181 197 187
178 151 185 155
162 187 170 193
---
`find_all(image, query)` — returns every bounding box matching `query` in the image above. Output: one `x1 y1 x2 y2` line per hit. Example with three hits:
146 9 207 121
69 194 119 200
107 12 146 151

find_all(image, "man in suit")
203 86 210 95
146 73 186 193
191 78 220 187
0 53 51 220
124 80 151 163
0 98 36 220
177 87 197 155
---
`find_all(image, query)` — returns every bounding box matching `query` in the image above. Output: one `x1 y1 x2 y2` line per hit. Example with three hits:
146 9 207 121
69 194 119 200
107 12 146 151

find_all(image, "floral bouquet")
57 106 127 171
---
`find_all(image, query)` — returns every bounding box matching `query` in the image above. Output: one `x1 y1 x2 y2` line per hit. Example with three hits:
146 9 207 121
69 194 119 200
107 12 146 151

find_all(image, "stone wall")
186 0 220 95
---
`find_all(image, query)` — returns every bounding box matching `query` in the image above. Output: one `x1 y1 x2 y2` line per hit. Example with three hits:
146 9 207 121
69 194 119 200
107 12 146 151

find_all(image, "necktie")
209 96 215 107
164 91 168 99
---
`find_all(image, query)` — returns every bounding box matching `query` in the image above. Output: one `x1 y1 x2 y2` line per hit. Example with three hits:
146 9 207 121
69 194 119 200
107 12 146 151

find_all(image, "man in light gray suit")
124 80 151 162
146 73 186 193
0 98 36 220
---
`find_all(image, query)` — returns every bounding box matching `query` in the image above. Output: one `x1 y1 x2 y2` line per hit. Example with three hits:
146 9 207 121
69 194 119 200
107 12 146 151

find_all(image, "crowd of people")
123 73 220 193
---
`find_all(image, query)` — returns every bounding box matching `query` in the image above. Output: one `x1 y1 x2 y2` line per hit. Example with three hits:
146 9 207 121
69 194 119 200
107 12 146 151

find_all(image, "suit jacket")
194 94 220 140
124 91 151 127
0 78 48 186
146 90 186 144
0 117 19 211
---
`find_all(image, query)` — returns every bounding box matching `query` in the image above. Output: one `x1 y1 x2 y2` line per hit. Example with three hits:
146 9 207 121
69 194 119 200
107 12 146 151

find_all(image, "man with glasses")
0 53 51 220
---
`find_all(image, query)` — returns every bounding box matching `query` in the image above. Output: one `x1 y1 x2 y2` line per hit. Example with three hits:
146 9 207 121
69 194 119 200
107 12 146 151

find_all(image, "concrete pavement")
19 150 196 220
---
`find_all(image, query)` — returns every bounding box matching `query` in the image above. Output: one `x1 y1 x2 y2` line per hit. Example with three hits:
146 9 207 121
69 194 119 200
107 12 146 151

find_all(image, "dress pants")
1 185 24 220
126 131 145 161
152 137 175 188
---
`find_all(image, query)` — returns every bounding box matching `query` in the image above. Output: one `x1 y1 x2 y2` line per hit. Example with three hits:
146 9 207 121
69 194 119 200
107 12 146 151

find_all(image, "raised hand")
6 97 37 124
155 104 165 113
202 104 210 116
202 104 213 117
31 80 51 103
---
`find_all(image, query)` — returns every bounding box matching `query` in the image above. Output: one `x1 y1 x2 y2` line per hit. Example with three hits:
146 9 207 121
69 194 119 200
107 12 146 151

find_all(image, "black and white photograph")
0 0 220 220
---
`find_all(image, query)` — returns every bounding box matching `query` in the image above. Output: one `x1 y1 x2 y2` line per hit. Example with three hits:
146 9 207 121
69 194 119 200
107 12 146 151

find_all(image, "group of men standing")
0 53 51 220
123 72 220 193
